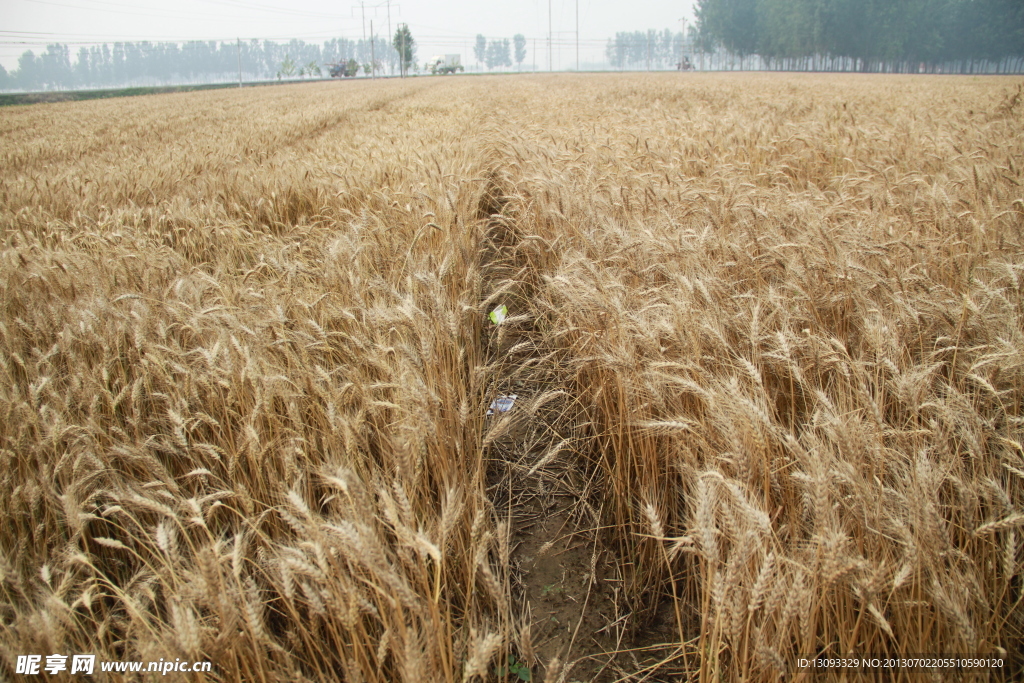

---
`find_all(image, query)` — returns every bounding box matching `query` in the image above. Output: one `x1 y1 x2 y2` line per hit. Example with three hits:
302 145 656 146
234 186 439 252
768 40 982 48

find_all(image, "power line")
0 26 618 47
0 27 381 46
15 0 242 23
17 0 358 21
195 0 355 19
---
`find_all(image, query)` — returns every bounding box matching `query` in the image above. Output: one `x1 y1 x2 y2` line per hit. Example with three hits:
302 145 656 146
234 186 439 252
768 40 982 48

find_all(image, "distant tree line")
0 37 402 91
605 30 687 70
473 34 527 70
695 0 1024 73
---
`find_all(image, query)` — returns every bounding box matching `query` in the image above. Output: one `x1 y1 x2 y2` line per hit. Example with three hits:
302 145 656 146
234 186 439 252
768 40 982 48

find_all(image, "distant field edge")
0 78 346 107
4 69 1022 107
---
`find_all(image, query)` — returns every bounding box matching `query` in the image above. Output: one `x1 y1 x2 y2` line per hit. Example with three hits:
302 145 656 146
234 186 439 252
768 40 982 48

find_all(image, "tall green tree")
16 51 39 90
474 34 487 68
277 54 296 80
605 35 626 68
697 0 759 55
696 0 1024 71
38 43 72 89
393 24 416 76
484 39 511 69
514 34 527 69
112 42 126 83
499 39 512 68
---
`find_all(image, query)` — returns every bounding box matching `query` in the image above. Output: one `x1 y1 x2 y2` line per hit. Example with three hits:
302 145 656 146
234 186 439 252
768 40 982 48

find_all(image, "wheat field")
1 73 1023 682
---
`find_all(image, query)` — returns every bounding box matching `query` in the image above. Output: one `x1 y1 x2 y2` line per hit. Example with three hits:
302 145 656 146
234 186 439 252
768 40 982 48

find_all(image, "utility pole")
370 20 376 79
353 1 367 42
354 0 396 72
237 37 242 87
680 18 685 69
387 0 392 73
399 22 405 77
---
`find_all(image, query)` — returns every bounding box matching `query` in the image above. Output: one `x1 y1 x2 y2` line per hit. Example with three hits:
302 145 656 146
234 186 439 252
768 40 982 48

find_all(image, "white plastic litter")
489 304 508 325
486 394 518 416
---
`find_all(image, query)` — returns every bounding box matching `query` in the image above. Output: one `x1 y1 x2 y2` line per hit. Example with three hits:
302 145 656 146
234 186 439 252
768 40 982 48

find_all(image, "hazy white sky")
0 0 698 71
